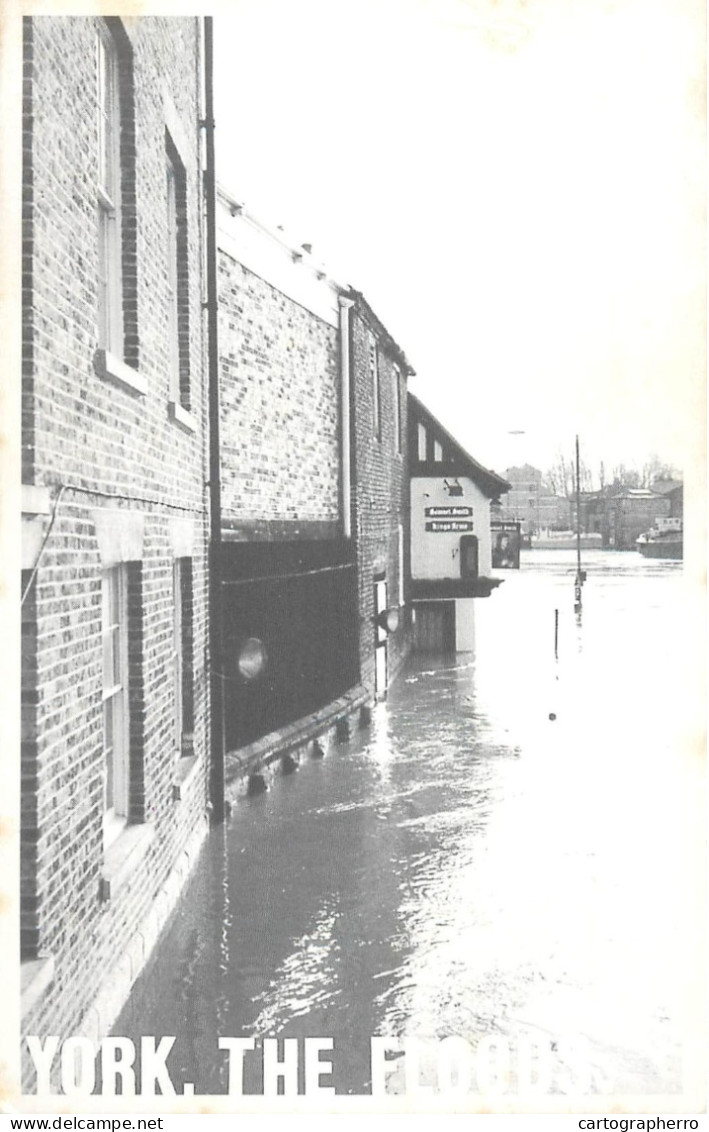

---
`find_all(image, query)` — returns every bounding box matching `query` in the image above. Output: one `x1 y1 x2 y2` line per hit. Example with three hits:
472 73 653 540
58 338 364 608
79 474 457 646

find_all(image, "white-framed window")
102 564 129 846
166 151 180 401
96 24 122 356
418 422 427 462
434 440 443 462
166 136 191 414
369 334 381 441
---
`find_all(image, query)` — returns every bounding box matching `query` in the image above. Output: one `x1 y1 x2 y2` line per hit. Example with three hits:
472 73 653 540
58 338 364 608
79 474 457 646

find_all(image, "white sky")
213 0 705 483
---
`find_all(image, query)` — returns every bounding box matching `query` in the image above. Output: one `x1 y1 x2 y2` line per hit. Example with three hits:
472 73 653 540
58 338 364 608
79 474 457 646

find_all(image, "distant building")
498 464 568 535
610 489 672 549
575 484 674 549
407 395 510 652
650 478 683 519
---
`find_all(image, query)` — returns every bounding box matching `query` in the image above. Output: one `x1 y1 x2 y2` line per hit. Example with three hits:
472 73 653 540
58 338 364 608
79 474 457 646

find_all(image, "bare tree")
640 454 680 487
611 464 641 488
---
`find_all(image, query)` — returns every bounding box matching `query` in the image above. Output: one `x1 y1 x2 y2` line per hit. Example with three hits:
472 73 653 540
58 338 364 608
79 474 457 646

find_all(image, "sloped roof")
409 393 511 499
650 478 683 496
347 289 415 376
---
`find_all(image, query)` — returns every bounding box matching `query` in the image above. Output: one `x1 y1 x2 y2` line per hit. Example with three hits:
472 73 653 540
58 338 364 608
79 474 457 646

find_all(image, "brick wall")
21 15 211 1076
349 299 411 696
218 248 341 532
614 494 671 549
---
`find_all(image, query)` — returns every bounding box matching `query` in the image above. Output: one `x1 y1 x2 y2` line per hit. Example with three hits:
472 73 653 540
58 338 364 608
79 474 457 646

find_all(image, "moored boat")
636 517 683 560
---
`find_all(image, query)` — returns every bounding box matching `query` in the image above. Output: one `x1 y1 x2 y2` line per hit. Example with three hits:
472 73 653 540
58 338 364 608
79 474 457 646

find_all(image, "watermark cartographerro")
25 1034 596 1096
578 1124 700 1131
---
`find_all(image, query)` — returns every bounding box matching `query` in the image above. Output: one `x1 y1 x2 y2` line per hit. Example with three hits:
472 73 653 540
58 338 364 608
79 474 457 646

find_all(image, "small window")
166 137 190 412
369 335 381 441
102 565 129 846
433 440 443 462
418 423 427 462
96 26 122 355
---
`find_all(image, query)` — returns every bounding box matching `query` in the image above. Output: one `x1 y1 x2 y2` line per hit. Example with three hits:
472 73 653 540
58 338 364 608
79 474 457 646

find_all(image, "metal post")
574 434 583 613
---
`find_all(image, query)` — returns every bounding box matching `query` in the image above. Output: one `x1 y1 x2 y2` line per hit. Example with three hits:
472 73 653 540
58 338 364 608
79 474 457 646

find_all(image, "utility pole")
574 434 585 613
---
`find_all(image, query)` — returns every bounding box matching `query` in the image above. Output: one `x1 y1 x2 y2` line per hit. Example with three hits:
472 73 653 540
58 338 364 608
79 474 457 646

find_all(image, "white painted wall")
410 477 493 580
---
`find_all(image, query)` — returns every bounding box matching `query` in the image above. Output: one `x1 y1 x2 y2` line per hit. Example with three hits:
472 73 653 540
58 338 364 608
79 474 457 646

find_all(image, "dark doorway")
412 601 456 653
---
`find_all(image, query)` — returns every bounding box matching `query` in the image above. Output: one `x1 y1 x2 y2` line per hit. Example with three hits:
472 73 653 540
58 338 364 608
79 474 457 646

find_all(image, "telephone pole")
574 434 585 613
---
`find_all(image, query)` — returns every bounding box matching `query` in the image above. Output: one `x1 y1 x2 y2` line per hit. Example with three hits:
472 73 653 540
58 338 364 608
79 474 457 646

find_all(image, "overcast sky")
213 0 704 482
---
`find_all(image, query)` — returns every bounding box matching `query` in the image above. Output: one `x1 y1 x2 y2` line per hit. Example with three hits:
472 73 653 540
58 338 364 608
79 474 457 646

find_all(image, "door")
459 534 479 580
412 602 456 653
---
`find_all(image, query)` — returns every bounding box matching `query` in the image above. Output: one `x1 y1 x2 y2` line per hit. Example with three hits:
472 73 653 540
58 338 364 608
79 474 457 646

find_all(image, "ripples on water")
113 551 703 1098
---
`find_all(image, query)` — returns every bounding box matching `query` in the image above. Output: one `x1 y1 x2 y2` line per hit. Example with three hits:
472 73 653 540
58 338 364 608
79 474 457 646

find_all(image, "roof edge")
347 289 416 376
409 392 511 496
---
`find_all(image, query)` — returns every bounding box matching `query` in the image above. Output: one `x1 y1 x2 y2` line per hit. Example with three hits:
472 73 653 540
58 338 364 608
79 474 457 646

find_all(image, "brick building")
499 463 569 535
20 16 211 1079
346 292 414 698
575 485 673 549
649 478 683 519
216 192 359 774
215 195 412 794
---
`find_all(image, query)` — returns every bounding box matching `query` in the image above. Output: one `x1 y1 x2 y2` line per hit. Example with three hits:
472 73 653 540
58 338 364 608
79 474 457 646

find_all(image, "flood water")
113 551 705 1099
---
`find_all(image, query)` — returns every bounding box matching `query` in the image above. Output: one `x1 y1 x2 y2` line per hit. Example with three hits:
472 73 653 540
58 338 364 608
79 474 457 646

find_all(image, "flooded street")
113 551 704 1098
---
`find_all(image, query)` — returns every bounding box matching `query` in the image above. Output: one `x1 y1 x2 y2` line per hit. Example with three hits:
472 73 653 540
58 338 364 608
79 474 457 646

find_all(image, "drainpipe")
203 17 225 822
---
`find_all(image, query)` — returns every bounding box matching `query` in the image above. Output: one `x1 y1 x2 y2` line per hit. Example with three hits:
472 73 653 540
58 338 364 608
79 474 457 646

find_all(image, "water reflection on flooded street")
114 551 704 1098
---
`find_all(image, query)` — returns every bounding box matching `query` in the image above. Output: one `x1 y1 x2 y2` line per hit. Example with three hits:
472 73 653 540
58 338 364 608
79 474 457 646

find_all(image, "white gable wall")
410 476 493 580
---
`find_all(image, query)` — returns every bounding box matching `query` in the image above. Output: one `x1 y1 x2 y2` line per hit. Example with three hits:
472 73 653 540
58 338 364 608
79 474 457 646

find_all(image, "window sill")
95 349 148 397
21 954 55 1019
100 822 155 903
173 754 199 802
168 401 197 434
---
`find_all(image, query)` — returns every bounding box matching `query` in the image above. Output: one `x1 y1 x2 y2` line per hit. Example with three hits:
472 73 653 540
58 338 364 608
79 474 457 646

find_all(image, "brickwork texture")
350 302 411 695
218 251 341 529
21 15 211 1073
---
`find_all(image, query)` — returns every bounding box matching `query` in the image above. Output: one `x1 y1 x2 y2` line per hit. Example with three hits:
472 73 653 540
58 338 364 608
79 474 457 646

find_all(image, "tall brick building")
20 16 211 1071
346 293 414 697
215 195 413 791
216 192 360 767
499 463 569 535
